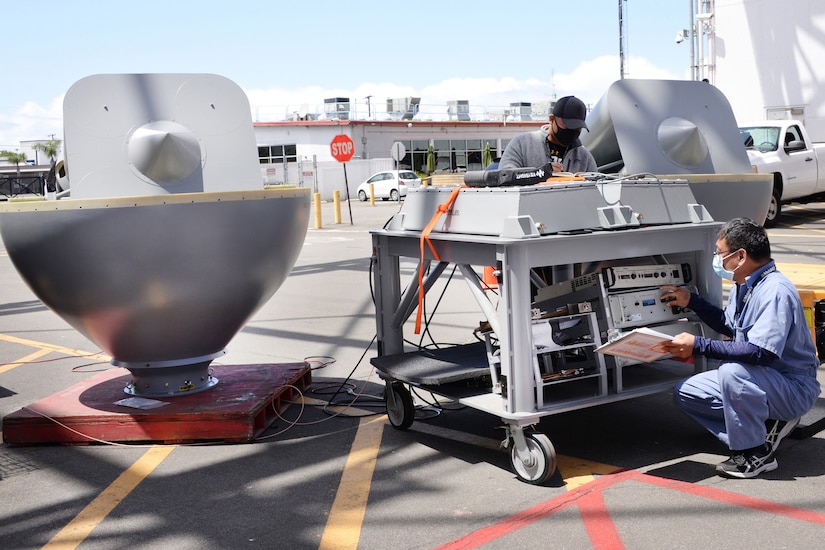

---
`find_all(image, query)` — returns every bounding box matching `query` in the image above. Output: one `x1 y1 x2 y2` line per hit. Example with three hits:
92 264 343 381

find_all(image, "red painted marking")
577 489 625 550
435 468 825 549
624 470 825 526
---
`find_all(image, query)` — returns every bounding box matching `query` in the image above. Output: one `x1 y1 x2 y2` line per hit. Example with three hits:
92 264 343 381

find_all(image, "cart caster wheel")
511 432 556 484
384 382 414 430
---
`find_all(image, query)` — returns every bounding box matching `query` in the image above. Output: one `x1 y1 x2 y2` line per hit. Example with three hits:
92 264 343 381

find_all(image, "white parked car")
356 170 421 201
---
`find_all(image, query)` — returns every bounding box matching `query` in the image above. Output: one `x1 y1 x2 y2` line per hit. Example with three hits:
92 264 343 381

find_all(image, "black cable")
417 264 458 350
363 218 491 421
320 333 377 414
410 386 465 412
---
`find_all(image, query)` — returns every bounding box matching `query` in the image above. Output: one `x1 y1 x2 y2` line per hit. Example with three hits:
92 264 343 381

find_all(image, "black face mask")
553 123 582 146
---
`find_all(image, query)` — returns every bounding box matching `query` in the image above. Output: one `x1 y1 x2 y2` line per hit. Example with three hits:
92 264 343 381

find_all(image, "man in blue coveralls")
659 217 821 478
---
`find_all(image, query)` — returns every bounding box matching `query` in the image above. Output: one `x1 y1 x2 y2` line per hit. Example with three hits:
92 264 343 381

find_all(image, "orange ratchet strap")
415 185 466 334
537 175 585 184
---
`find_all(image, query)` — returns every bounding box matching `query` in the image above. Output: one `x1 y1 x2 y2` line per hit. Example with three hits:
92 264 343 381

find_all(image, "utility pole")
619 0 628 79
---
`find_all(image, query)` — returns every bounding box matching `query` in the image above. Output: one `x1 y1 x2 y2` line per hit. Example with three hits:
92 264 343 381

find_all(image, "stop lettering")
330 134 355 162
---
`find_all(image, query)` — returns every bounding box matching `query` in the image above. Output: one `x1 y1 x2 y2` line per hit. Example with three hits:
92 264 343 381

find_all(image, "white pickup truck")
739 120 825 226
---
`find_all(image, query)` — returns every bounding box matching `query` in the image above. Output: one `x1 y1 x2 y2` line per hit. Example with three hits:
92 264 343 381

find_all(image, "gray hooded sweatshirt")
499 124 598 173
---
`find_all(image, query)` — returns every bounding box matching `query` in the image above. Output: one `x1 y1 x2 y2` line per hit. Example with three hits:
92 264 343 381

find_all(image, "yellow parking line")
771 230 825 236
0 333 109 371
413 422 619 489
0 347 53 374
776 262 825 290
556 454 621 490
42 445 175 549
319 415 385 550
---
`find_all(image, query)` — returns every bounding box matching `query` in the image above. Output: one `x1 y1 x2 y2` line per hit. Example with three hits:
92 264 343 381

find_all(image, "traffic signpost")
330 134 355 162
330 134 355 223
391 141 405 170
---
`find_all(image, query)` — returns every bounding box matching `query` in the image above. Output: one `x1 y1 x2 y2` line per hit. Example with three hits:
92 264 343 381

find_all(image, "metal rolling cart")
370 177 723 484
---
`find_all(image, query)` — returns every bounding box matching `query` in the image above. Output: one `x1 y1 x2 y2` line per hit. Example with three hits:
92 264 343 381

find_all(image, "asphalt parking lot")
2 196 825 549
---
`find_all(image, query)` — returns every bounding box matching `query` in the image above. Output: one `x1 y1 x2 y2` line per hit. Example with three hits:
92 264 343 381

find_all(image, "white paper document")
595 326 675 363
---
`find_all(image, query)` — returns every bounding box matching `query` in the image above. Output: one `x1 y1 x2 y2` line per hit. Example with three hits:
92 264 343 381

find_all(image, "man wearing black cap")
499 95 598 173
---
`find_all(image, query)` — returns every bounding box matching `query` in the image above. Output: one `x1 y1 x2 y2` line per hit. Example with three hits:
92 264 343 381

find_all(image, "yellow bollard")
333 190 342 224
313 192 322 229
369 183 376 205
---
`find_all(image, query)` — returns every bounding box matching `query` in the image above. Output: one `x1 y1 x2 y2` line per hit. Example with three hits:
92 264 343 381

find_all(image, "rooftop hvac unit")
509 102 532 121
324 97 350 120
447 100 471 121
387 97 420 120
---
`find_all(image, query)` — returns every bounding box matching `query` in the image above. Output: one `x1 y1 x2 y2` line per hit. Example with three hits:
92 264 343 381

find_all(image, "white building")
253 118 544 200
704 0 825 139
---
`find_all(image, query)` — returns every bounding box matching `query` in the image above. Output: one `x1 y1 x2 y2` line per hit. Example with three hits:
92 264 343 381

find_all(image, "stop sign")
330 134 355 162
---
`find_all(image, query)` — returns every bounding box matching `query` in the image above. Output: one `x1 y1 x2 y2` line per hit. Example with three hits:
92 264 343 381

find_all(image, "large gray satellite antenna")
0 74 311 396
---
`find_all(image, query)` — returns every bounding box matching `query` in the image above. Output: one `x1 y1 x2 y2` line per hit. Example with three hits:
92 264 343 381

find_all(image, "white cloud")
558 55 686 107
0 97 63 150
245 55 686 120
0 56 687 147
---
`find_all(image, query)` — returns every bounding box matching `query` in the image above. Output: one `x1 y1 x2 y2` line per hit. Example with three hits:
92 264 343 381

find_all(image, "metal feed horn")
0 74 311 396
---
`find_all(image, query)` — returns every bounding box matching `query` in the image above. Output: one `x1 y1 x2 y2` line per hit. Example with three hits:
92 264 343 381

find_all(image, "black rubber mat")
371 342 490 385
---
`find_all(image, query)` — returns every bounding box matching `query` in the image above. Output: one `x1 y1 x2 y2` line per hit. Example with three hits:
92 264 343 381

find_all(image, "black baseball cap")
552 96 589 130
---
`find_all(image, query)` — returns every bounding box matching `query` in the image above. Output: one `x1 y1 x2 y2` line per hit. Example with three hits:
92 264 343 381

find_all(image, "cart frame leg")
503 423 557 485
505 424 533 464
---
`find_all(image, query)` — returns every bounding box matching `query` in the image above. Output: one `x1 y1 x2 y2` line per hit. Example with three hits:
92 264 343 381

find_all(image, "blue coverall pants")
673 361 819 451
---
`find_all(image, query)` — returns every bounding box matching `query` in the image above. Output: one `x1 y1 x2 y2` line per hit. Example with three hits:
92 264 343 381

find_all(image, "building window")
385 138 505 173
258 144 297 164
411 140 429 173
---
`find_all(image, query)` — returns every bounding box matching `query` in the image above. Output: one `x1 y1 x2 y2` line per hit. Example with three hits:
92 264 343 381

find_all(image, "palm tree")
0 150 28 192
31 139 61 165
31 139 62 192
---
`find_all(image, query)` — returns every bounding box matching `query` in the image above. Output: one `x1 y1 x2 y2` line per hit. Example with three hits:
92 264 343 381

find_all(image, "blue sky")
0 0 693 149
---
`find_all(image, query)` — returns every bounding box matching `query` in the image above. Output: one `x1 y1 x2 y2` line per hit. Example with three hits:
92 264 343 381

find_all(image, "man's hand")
660 332 695 358
659 285 690 307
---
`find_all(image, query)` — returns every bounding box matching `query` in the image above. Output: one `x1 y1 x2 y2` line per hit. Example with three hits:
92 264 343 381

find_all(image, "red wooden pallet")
2 363 311 445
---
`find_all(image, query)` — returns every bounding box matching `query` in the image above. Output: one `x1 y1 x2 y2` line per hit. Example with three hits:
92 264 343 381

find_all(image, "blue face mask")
712 251 739 280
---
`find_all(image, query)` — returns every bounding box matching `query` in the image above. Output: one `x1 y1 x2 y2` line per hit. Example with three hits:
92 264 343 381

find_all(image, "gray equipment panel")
395 177 707 237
